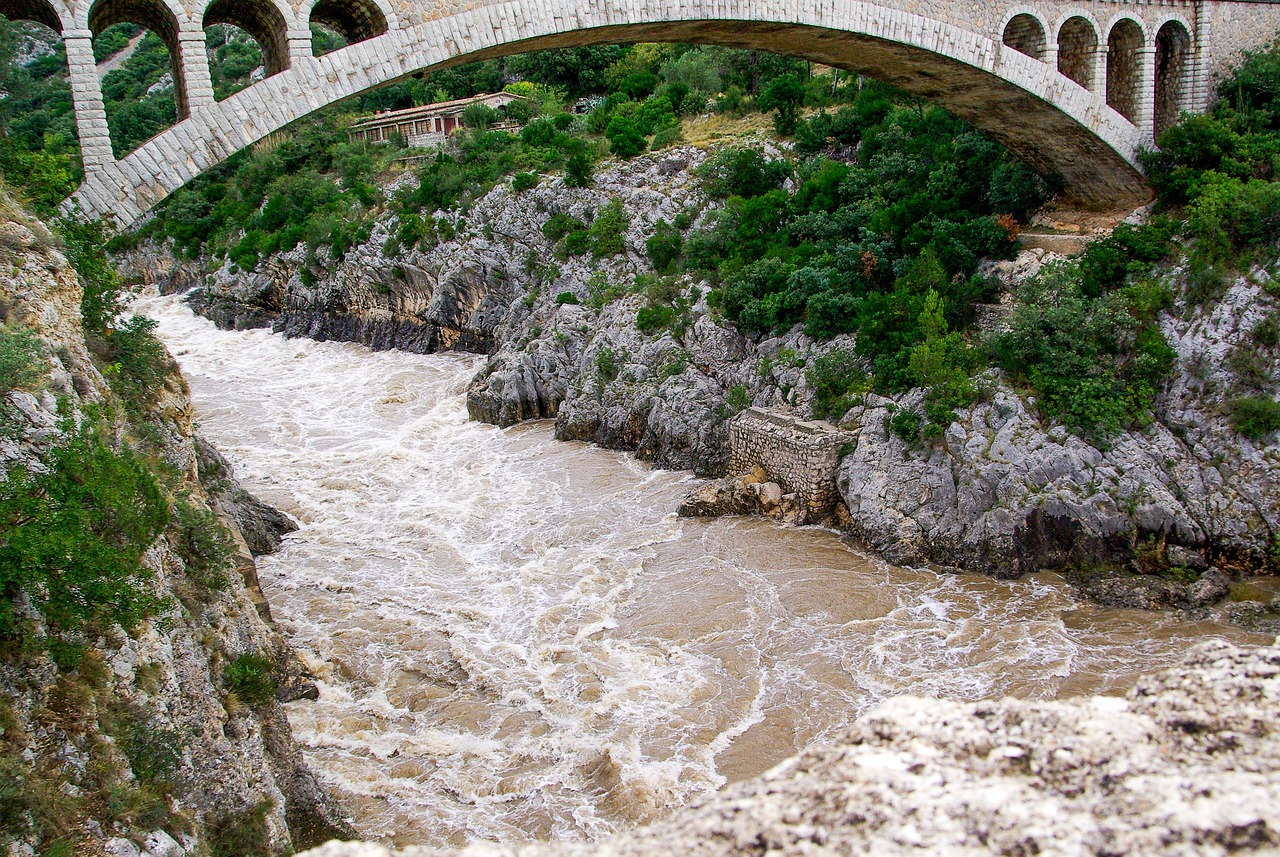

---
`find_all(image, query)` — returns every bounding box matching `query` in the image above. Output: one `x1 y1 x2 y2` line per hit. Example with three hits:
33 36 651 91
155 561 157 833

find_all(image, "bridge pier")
287 27 315 67
1091 43 1108 98
178 26 216 112
1191 2 1213 113
62 29 114 170
1136 44 1157 146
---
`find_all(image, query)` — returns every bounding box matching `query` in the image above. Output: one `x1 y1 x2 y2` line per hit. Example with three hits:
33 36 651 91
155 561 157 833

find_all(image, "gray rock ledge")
300 639 1280 857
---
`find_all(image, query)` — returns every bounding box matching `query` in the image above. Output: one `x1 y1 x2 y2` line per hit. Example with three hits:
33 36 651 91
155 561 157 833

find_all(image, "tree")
461 103 499 130
605 115 646 159
758 73 806 136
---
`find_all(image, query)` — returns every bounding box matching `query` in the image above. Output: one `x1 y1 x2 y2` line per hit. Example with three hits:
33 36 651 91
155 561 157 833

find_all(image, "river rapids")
140 294 1262 849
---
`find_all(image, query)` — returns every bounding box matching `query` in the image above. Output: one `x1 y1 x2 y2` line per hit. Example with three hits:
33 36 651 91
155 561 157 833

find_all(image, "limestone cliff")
1 206 348 855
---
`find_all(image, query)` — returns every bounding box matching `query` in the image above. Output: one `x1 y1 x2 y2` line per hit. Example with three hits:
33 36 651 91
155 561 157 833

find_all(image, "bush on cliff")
0 419 169 636
0 325 44 398
991 264 1177 442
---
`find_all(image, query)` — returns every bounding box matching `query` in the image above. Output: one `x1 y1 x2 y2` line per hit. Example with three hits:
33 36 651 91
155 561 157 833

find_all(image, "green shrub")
1188 175 1280 260
1076 219 1179 297
0 326 44 397
100 699 182 786
0 420 169 635
605 115 646 159
1227 342 1272 390
1255 313 1280 347
696 147 792 199
96 315 170 417
543 212 585 242
172 498 236 591
1184 252 1231 307
594 347 620 384
991 262 1177 442
807 348 870 420
562 229 590 256
636 304 676 333
564 148 594 188
646 219 683 273
589 199 629 257
757 73 805 136
1230 395 1280 439
554 291 579 306
586 271 624 308
511 171 538 192
889 408 923 442
650 124 685 150
208 801 274 857
223 653 277 707
724 384 751 415
56 218 128 334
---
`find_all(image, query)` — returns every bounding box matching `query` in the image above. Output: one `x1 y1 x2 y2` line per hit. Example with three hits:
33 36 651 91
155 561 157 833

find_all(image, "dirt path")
96 31 146 78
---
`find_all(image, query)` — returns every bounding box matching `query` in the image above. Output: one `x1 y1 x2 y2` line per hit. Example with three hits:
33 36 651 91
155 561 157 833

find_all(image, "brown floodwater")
141 294 1267 849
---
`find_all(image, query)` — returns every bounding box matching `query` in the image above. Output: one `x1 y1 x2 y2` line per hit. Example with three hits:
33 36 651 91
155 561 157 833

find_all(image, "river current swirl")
140 294 1260 849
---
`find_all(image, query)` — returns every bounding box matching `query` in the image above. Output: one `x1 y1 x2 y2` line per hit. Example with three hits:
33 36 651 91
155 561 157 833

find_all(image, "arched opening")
308 0 385 55
89 0 183 156
309 21 345 57
0 0 58 31
1056 16 1098 90
1154 20 1191 137
203 0 288 100
1002 14 1046 61
1106 18 1144 123
0 6 84 213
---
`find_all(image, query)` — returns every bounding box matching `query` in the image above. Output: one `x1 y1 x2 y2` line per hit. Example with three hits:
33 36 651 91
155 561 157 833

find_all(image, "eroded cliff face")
301 639 1280 857
125 148 1280 610
1 211 348 856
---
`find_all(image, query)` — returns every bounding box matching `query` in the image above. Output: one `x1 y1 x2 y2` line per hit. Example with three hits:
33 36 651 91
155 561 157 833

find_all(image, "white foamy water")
139 294 1264 849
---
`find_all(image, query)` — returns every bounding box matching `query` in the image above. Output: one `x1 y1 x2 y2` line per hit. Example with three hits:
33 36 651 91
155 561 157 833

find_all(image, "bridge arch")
202 0 292 79
1104 15 1147 124
304 0 389 50
65 0 1172 221
2 0 67 31
86 0 189 119
1053 12 1100 92
1001 9 1049 61
1154 16 1193 137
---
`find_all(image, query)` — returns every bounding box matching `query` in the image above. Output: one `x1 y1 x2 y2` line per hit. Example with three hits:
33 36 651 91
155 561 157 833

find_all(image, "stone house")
348 92 526 147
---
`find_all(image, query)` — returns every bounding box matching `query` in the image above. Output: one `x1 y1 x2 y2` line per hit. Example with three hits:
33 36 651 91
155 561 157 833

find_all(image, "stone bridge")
7 0 1280 222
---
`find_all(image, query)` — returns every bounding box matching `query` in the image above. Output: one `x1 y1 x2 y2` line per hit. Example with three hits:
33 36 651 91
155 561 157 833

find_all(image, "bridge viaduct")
4 0 1280 222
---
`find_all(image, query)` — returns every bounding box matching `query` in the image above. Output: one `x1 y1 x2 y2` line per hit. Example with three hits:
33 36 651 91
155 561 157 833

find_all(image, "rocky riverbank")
2 209 349 855
301 638 1280 857
123 145 1280 626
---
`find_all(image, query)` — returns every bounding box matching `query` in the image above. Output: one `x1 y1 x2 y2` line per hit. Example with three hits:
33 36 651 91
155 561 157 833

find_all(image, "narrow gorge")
3 20 1280 857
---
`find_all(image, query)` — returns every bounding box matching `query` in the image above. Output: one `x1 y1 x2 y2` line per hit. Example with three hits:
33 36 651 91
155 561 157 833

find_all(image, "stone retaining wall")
728 408 854 514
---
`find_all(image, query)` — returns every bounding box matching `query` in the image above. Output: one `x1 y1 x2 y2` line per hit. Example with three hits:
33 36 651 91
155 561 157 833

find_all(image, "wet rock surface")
300 640 1280 857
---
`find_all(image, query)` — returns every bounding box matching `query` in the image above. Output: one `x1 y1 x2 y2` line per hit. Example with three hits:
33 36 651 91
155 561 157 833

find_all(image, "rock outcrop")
832 271 1280 580
299 639 1280 857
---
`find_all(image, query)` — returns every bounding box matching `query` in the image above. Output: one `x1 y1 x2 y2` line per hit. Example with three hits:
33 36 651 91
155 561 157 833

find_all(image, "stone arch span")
70 0 1159 222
